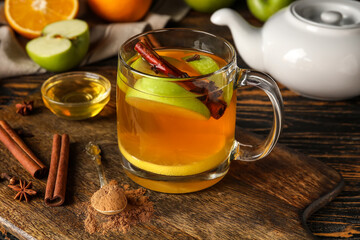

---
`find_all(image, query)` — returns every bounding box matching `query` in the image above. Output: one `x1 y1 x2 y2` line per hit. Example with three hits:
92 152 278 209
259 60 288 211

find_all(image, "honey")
41 72 111 120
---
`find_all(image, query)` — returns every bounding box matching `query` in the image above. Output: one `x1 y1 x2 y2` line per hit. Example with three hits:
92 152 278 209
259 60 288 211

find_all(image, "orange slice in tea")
4 0 79 39
125 77 211 120
119 135 228 176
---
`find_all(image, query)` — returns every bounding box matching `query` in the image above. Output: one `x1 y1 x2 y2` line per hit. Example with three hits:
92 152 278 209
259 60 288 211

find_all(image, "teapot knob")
320 11 342 25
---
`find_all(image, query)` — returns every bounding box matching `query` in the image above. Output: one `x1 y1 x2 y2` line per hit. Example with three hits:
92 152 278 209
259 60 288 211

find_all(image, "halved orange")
4 0 79 39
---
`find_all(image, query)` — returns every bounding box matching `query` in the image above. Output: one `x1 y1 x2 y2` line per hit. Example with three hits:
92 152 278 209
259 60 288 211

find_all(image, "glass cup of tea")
117 28 283 193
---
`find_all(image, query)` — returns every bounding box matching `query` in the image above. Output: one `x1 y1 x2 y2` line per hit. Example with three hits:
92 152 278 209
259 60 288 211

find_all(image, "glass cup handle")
233 69 284 161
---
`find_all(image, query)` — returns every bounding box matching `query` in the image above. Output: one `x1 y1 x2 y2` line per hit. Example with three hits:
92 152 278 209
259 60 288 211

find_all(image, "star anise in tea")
8 179 37 202
185 54 200 62
15 100 34 116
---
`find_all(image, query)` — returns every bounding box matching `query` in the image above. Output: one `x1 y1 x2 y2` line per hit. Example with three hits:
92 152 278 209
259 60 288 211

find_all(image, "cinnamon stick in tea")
134 41 227 119
45 134 70 207
0 120 47 179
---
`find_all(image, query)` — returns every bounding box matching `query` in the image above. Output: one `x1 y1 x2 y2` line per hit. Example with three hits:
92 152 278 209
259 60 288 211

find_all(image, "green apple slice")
125 77 210 120
184 55 220 75
26 19 90 72
184 54 233 104
130 56 155 75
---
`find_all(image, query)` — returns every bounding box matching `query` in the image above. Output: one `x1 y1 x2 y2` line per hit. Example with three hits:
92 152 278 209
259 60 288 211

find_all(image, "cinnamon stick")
134 41 189 78
0 120 47 179
45 134 70 207
134 41 227 119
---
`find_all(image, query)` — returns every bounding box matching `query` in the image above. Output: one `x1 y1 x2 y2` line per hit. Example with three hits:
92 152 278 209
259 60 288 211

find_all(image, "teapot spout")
211 8 264 71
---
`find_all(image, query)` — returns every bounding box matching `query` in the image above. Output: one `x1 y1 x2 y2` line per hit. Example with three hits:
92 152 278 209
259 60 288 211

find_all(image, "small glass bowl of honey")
41 72 111 120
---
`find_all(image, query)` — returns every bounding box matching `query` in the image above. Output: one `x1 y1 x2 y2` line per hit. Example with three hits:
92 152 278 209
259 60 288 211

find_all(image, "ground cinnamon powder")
91 180 127 212
84 182 154 234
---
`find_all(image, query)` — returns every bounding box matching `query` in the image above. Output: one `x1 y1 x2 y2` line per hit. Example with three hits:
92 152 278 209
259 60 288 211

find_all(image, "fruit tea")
116 45 237 193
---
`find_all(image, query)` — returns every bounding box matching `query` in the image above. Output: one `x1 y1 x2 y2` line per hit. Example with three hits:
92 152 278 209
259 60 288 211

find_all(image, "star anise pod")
8 179 37 202
15 100 34 116
185 54 200 62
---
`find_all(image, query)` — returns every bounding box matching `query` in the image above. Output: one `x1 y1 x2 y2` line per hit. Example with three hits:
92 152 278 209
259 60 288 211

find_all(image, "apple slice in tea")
126 43 229 120
125 77 211 120
184 54 220 75
127 55 211 120
26 19 90 72
184 54 233 104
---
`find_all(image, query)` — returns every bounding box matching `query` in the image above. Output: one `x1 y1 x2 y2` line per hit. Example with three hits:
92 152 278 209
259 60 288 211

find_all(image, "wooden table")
1 3 360 240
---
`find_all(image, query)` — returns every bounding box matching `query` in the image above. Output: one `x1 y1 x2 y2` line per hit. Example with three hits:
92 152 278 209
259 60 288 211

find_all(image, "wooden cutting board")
0 92 343 240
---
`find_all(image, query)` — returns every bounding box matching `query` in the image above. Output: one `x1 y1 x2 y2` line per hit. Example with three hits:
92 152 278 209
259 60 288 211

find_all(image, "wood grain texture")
0 87 343 239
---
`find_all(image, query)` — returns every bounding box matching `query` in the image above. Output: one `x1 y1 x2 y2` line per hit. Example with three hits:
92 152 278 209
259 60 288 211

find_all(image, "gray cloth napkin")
0 0 189 79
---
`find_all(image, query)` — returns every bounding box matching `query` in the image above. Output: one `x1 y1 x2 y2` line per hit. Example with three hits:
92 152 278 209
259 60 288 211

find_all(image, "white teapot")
211 0 360 100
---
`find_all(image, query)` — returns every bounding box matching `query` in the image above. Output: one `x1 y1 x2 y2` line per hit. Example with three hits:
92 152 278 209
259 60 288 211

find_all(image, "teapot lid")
291 0 360 29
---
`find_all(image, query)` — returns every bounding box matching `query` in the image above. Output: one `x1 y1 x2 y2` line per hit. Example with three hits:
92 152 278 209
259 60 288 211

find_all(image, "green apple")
184 0 235 13
184 55 233 104
125 77 210 120
26 19 90 72
183 55 219 75
247 0 293 22
130 56 155 75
